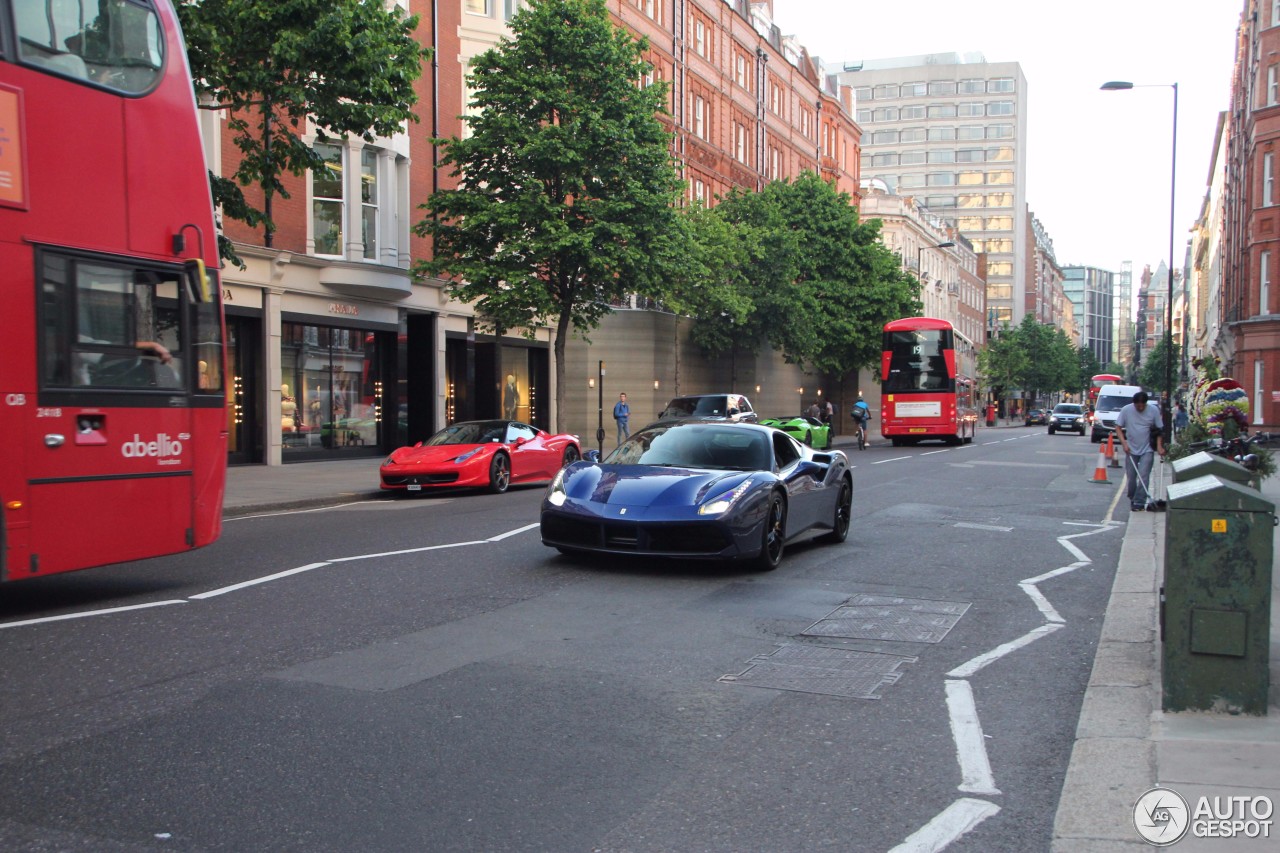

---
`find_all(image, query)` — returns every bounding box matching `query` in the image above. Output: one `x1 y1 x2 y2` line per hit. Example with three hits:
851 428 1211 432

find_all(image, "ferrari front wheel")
562 445 580 467
751 493 786 571
488 453 510 493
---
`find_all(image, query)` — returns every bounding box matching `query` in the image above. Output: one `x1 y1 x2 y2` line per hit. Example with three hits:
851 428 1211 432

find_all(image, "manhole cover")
803 594 971 644
720 644 917 699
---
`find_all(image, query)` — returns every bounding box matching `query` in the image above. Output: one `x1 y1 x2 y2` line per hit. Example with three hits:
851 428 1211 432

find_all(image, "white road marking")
1023 562 1088 585
981 441 1001 446
889 798 1001 853
487 522 539 541
946 623 1065 678
873 456 912 465
1019 582 1063 623
190 563 333 599
954 522 1013 533
944 680 1001 795
0 600 188 630
224 500 383 520
326 541 487 562
922 449 951 455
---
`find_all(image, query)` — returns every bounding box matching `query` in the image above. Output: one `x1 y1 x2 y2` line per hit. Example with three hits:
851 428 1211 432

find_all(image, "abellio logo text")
121 433 183 463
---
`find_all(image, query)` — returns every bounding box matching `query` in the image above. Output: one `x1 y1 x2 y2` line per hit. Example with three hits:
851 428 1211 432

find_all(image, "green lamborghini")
759 415 831 449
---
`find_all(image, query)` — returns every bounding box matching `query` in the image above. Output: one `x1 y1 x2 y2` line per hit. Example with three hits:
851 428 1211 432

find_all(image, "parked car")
541 421 851 570
1047 403 1087 435
380 420 581 494
656 393 758 423
1024 408 1048 426
759 415 831 448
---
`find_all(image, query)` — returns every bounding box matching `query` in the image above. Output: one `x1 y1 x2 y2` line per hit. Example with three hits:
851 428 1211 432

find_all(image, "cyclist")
851 396 870 449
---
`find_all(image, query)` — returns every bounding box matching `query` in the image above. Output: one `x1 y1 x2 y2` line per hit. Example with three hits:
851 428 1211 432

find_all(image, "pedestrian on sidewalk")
613 392 630 446
1115 391 1165 511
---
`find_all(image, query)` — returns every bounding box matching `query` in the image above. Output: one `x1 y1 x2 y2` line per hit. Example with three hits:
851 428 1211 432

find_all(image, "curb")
223 491 386 519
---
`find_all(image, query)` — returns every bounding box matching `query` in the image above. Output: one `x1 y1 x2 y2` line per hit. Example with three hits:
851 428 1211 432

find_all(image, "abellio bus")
880 317 979 446
0 0 226 580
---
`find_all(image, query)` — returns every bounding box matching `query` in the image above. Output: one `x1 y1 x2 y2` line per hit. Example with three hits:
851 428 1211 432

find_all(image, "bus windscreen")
883 330 954 393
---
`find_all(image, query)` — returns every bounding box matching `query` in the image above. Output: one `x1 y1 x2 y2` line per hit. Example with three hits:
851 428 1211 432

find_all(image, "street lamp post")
917 241 956 286
1101 80 1178 442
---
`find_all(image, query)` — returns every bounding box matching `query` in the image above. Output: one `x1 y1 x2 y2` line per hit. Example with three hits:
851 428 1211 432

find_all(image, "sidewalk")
222 429 1280 849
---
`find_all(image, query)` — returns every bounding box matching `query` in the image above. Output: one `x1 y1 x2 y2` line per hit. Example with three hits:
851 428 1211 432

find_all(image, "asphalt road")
0 427 1128 852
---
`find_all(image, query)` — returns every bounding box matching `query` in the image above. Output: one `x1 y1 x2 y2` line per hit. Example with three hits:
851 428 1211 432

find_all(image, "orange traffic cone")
1090 443 1110 483
1106 433 1121 468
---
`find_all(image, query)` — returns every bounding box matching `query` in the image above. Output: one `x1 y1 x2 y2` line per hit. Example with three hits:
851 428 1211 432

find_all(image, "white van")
1091 384 1145 443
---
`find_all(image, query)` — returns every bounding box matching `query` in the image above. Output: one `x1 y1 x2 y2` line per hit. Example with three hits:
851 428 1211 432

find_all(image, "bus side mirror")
183 258 212 303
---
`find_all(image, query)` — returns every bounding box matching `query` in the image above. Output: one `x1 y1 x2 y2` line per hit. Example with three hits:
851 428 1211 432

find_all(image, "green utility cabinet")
1170 450 1257 490
1163 475 1275 714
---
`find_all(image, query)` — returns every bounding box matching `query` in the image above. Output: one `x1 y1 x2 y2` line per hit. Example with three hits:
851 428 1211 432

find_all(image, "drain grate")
803 594 971 644
720 644 917 699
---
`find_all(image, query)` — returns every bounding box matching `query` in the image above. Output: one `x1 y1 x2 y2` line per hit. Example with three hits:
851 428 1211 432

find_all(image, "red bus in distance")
880 317 979 446
0 0 227 580
1089 373 1123 405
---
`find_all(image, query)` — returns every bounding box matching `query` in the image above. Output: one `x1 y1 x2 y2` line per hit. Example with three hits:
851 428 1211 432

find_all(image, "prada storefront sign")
281 292 398 327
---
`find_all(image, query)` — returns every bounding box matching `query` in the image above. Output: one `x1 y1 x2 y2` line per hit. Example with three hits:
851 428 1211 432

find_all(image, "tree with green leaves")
1076 345 1103 396
415 0 683 432
178 0 424 264
977 324 1025 413
1139 334 1181 394
681 173 920 378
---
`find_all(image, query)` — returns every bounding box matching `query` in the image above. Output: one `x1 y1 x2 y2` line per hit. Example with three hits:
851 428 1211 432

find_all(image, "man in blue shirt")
613 392 630 446
1115 391 1166 511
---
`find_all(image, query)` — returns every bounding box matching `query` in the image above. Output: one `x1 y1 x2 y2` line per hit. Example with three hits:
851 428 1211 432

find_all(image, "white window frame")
1266 152 1275 206
693 94 706 140
1255 359 1265 425
1273 0 1280 27
311 142 345 258
734 121 746 163
693 18 707 58
734 53 747 89
1270 64 1279 106
464 0 489 16
360 147 379 261
1262 250 1271 315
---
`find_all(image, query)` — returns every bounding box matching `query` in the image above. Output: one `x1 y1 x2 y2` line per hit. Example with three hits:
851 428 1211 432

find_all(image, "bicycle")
1186 432 1276 472
854 416 867 451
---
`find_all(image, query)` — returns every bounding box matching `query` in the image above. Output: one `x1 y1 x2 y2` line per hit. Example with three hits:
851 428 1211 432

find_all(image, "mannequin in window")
503 373 520 420
281 384 298 432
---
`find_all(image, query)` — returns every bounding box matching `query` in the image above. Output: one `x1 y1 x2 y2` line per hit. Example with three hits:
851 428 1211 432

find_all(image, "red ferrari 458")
380 419 581 494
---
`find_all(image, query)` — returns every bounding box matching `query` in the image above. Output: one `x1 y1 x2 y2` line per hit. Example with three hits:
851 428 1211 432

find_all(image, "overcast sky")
771 0 1242 285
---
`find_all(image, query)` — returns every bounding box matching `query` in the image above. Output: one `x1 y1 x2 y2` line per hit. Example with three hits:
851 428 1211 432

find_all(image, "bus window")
39 252 186 390
16 0 164 93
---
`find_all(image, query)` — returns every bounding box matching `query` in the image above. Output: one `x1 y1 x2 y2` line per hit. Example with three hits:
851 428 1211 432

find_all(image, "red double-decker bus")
1 0 226 580
1088 373 1123 405
880 317 979 446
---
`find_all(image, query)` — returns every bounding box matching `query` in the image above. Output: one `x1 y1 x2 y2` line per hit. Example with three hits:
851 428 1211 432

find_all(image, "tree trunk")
553 308 572 435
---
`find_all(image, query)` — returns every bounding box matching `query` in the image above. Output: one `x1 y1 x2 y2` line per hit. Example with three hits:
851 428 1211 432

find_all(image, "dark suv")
657 393 758 423
1048 403 1086 435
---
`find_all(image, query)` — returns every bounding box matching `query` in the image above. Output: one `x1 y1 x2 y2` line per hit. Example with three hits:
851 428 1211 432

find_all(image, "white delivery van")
1091 384 1145 443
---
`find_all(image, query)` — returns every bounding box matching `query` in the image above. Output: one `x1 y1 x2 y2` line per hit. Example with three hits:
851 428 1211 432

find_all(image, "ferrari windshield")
425 421 508 446
660 395 730 418
605 424 771 471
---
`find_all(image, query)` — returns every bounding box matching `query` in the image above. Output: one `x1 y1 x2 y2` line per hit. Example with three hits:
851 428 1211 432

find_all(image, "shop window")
281 322 384 453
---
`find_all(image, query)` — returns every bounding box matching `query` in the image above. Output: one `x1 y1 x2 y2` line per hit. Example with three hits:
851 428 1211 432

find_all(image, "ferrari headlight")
546 467 568 506
698 479 752 516
453 448 482 464
383 455 396 466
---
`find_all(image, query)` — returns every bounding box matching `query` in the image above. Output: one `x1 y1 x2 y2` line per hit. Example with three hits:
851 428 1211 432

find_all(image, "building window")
734 52 748 89
898 174 926 188
927 104 957 118
957 102 984 117
928 81 957 96
927 126 956 141
872 152 899 166
693 94 706 140
800 106 814 139
901 82 926 97
957 126 985 140
855 86 872 101
988 78 1015 93
1262 250 1272 315
637 0 659 22
957 171 984 186
958 216 983 231
769 78 785 116
692 178 706 204
956 148 983 163
987 100 1015 116
1255 359 1265 424
959 79 985 94
986 216 1013 230
900 150 926 165
986 124 1013 139
312 142 344 257
986 146 1014 161
856 108 872 123
928 149 955 164
1274 0 1280 27
900 127 927 142
987 192 1014 207
925 195 956 209
927 172 955 186
958 193 984 208
874 83 899 98
1269 65 1279 106
464 0 489 15
1266 152 1275 206
733 121 747 163
870 129 898 144
900 104 926 119
360 148 378 261
692 17 708 58
873 106 899 122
